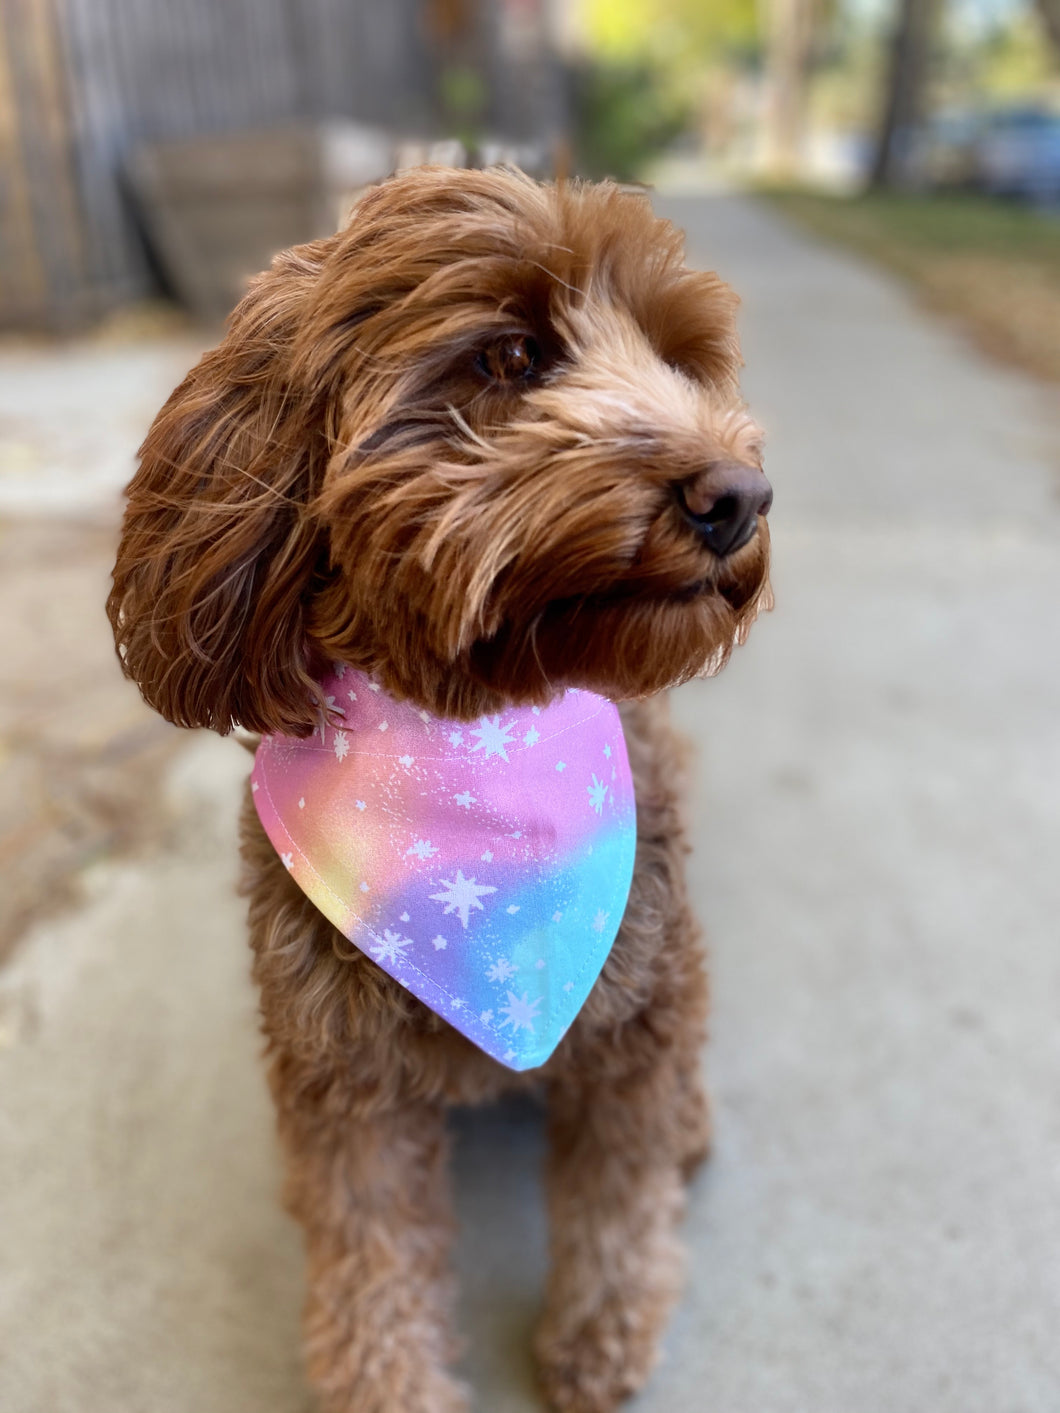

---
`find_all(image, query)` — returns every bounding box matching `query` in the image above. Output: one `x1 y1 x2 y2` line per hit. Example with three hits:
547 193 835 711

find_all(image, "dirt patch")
0 515 187 961
915 253 1060 383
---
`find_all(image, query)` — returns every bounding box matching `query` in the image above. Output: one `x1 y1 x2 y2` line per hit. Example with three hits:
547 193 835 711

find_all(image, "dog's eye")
477 336 540 383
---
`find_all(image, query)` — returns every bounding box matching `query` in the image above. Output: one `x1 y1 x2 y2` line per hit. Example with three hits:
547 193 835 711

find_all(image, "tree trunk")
761 0 819 179
1033 0 1060 55
869 0 942 191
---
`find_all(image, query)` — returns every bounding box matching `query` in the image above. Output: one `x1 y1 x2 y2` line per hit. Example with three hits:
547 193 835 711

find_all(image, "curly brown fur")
108 166 771 1413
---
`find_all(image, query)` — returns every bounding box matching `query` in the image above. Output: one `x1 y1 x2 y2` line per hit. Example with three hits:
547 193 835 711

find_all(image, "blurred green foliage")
948 10 1059 102
572 0 1058 184
438 65 488 148
573 0 762 179
582 0 759 68
571 59 692 181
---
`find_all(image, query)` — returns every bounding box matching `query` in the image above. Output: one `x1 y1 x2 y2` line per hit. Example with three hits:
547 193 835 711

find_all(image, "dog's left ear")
108 235 340 737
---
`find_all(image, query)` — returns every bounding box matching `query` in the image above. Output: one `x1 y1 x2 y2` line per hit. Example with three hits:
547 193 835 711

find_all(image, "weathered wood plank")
0 0 559 328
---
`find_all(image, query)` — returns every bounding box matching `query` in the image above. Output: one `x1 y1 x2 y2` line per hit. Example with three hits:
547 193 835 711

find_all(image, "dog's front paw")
535 1296 663 1413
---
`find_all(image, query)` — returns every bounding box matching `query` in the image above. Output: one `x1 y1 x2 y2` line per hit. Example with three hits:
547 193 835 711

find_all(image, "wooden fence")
0 0 436 327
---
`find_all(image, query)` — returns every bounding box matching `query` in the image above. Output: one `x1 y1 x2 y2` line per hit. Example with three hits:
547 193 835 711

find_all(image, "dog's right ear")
108 236 341 737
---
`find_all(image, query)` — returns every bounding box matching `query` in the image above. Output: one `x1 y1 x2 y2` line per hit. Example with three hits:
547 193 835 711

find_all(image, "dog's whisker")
522 258 583 297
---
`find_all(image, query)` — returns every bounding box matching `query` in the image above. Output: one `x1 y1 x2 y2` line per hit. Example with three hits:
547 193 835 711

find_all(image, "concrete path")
1 195 1059 1413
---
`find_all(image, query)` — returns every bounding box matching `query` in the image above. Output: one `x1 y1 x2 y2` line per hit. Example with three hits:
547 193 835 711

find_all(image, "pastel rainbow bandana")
251 666 637 1071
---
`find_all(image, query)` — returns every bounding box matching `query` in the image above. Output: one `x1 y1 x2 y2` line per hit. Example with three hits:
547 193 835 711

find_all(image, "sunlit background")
1 3 1059 1411
2 0 1059 332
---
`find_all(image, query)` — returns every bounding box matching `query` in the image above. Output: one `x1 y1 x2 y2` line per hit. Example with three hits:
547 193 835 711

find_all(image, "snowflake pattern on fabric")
251 667 637 1071
430 871 497 928
371 930 413 964
499 990 541 1034
406 839 438 861
470 715 516 762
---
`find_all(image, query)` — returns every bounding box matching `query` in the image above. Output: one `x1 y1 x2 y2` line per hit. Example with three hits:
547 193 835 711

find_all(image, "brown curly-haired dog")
108 166 772 1413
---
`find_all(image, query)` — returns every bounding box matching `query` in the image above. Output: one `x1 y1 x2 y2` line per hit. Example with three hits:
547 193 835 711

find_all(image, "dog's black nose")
678 461 773 558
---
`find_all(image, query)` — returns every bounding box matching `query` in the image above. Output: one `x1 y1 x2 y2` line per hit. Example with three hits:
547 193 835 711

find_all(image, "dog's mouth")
521 535 771 644
529 518 769 618
586 576 729 608
470 549 772 706
669 578 721 604
625 519 771 612
670 566 764 610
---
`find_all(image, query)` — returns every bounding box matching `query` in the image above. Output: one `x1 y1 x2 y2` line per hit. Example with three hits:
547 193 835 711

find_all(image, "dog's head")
109 167 772 734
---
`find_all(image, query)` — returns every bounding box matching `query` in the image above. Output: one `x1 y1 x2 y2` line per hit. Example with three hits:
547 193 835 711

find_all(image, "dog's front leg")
535 1015 709 1413
272 1060 467 1413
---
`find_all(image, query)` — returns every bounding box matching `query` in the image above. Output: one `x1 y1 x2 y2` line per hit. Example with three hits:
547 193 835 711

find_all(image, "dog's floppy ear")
108 236 341 737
